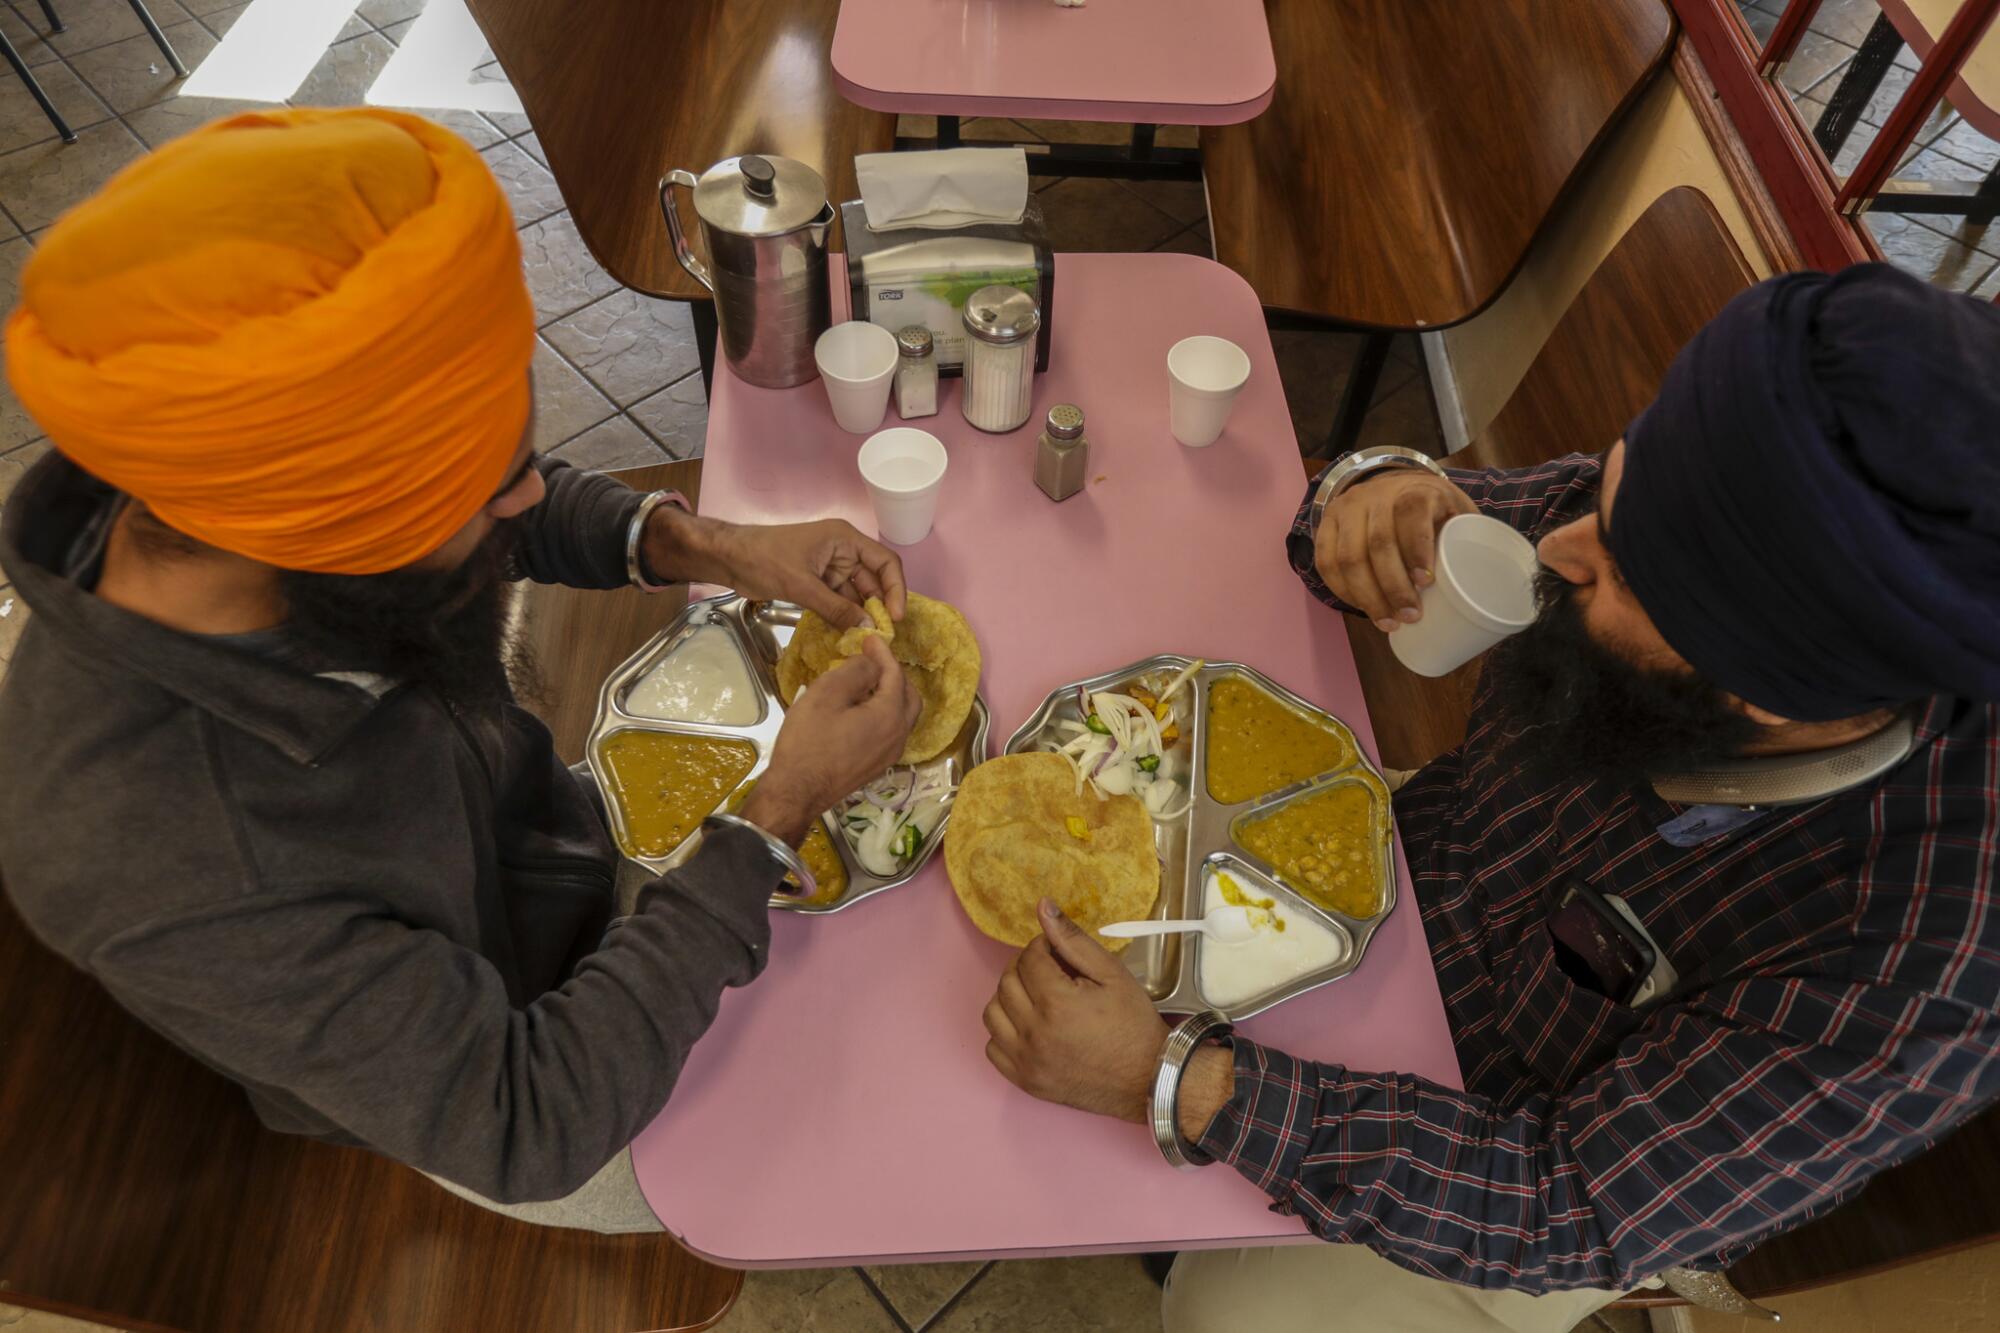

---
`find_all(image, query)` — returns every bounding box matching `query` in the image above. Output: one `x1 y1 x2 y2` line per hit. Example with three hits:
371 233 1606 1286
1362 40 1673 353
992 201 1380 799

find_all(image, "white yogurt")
1199 868 1350 1009
625 626 761 726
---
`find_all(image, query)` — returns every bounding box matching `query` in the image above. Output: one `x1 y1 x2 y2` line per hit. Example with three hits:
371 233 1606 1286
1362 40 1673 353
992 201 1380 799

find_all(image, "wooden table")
462 0 895 318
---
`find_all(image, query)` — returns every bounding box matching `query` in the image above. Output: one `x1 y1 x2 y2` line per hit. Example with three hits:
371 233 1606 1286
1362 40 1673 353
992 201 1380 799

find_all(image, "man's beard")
1482 571 1760 789
278 524 543 714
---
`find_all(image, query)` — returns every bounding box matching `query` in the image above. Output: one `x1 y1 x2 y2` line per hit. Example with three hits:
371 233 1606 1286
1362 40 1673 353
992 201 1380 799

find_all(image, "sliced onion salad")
1049 662 1202 821
839 762 956 877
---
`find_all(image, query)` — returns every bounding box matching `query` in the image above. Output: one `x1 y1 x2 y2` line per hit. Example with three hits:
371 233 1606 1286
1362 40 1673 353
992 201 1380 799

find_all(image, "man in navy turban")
977 264 2000 1332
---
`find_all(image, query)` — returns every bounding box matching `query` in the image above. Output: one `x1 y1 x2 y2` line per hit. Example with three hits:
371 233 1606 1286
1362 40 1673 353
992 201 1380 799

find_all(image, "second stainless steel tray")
1006 656 1396 1020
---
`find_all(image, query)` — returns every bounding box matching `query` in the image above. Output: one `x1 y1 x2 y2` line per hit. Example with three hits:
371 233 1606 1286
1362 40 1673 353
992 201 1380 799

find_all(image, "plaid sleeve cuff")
1288 461 1358 614
1197 1039 1343 1204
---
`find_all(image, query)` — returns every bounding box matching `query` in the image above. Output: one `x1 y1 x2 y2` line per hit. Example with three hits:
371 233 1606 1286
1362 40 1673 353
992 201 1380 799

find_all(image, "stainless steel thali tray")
586 592 990 914
1006 656 1397 1020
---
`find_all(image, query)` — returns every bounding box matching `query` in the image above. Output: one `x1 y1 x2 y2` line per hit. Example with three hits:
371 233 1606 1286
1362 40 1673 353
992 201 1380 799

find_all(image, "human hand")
982 899 1171 1123
653 510 907 631
1313 470 1477 631
740 636 921 845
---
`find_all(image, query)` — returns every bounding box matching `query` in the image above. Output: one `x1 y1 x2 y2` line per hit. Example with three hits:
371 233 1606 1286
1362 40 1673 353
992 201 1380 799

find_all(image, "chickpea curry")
1234 781 1385 920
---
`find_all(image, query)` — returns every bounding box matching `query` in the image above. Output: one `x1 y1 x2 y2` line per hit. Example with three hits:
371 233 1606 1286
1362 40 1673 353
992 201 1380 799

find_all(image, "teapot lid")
691 154 829 237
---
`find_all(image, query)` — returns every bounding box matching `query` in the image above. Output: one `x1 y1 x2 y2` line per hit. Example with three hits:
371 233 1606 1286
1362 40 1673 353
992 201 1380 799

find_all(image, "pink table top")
831 0 1275 126
630 253 1461 1267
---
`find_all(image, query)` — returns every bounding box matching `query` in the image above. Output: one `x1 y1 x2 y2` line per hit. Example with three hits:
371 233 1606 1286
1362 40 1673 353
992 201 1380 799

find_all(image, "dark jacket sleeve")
1285 452 1607 615
84 824 783 1203
509 457 648 590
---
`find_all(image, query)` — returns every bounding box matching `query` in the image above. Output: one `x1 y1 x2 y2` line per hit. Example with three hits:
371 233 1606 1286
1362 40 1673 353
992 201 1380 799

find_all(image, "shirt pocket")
1494 922 1646 1088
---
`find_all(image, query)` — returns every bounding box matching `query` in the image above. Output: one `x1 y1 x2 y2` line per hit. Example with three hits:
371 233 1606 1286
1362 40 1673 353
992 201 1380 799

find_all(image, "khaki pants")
423 1147 665 1234
1163 1244 1630 1333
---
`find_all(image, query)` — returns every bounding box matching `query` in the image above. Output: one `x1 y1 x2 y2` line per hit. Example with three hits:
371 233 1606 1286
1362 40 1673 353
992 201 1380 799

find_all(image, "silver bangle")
1308 446 1449 534
1151 1010 1234 1169
702 812 819 900
626 489 694 593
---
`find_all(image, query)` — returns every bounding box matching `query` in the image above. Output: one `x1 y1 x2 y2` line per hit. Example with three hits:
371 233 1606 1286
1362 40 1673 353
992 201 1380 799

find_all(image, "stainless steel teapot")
660 154 835 388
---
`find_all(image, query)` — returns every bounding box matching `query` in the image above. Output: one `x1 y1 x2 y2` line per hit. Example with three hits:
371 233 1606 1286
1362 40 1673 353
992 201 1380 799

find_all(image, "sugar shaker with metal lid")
894 324 938 419
1034 404 1089 502
961 285 1041 433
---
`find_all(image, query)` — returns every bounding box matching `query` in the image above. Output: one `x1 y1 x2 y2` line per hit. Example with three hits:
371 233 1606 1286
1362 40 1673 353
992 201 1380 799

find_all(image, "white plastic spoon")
1099 906 1260 944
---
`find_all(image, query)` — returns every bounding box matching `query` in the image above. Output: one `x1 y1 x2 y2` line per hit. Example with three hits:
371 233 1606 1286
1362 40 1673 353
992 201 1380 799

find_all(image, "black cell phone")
1550 879 1656 1006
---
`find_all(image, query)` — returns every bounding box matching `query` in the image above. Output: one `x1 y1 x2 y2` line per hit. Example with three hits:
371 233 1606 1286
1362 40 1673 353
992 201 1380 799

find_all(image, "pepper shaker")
1034 404 1089 502
894 325 938 419
961 285 1041 433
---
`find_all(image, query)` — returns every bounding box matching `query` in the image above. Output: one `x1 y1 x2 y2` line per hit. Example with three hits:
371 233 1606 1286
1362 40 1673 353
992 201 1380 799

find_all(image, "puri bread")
777 593 981 764
944 752 1161 953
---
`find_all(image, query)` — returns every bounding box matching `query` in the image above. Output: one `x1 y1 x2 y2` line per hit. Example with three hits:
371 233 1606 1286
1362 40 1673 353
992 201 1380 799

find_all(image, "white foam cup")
857 428 949 545
1167 335 1252 447
1389 513 1540 677
816 321 900 434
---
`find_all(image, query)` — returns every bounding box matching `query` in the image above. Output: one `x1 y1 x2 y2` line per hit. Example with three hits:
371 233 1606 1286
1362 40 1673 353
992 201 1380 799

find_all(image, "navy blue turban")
1610 263 2000 722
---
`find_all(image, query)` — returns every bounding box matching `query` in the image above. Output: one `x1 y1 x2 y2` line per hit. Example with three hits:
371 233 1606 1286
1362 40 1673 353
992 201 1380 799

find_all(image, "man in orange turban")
0 109 920 1227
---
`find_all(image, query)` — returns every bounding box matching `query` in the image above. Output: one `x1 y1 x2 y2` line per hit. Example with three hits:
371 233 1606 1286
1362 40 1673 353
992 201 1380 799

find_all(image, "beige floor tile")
0 445 31 506
38 0 197 57
517 210 621 325
1929 116 1998 175
1158 125 1198 150
1119 178 1206 226
898 112 937 138
0 581 30 668
0 118 146 232
68 21 218 115
714 1266 901 1332
178 0 248 16
542 288 701 406
0 382 41 452
628 373 709 461
1151 224 1211 258
0 3 64 67
517 129 546 167
1018 118 1130 147
289 31 499 147
930 1255 1162 1332
1808 0 1883 48
359 0 428 29
1685 1237 2000 1332
481 139 563 228
0 1300 124 1331
528 337 615 450
378 15 415 44
1863 212 1994 295
961 116 1039 143
864 1260 989 1328
124 93 276 148
1778 29 1853 99
548 414 668 472
1034 176 1181 252
1976 264 2000 301
0 59 115 154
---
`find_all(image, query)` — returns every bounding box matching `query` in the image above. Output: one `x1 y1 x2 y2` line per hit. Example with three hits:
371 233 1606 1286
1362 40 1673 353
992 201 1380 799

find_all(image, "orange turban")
4 108 534 574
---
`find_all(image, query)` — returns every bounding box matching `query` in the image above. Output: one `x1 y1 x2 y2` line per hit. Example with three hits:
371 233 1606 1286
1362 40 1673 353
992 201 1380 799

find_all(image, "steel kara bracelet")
1307 445 1449 536
1151 1009 1234 1169
701 812 819 901
625 489 696 592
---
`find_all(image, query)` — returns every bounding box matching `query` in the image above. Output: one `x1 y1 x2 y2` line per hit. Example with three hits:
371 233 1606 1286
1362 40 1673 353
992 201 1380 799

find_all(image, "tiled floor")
1740 0 2000 296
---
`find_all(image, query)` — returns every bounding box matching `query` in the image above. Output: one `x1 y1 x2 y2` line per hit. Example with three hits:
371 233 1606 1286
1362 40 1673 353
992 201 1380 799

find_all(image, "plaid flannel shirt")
1195 452 2000 1292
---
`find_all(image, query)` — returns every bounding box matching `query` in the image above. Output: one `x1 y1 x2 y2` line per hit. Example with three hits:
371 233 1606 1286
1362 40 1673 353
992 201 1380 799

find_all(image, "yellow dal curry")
727 781 849 905
1235 782 1384 919
600 730 757 859
1204 677 1354 804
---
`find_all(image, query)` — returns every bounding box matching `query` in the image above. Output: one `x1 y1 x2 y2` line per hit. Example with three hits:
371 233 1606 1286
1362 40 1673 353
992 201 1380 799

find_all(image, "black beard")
1482 571 1761 789
277 524 542 715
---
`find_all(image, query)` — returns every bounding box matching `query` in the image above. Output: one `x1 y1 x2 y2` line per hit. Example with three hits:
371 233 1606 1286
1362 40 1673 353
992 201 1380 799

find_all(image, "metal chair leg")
120 0 188 78
36 0 65 34
692 300 719 394
1323 330 1395 461
1814 13 1902 161
2 30 76 144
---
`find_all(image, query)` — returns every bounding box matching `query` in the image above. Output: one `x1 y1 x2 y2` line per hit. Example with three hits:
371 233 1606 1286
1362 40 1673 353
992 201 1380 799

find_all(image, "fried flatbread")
944 752 1160 953
776 592 981 764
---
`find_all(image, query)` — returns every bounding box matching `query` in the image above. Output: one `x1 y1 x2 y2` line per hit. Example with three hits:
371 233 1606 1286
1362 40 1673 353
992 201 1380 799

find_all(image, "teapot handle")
659 170 714 293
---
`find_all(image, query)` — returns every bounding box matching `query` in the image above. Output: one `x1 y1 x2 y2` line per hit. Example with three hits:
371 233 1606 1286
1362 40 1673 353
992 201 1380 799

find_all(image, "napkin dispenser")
840 198 1055 375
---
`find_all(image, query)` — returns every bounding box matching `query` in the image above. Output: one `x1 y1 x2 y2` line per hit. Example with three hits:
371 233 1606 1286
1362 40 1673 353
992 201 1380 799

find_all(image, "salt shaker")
961 285 1040 433
894 325 938 419
1034 404 1089 502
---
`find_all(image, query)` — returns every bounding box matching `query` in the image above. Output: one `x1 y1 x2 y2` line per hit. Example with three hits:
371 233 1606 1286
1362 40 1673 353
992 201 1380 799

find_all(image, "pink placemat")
630 253 1461 1266
831 0 1275 125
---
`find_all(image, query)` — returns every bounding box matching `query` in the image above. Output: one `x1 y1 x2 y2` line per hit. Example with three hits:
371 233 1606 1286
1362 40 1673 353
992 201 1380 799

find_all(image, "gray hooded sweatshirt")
0 453 782 1203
